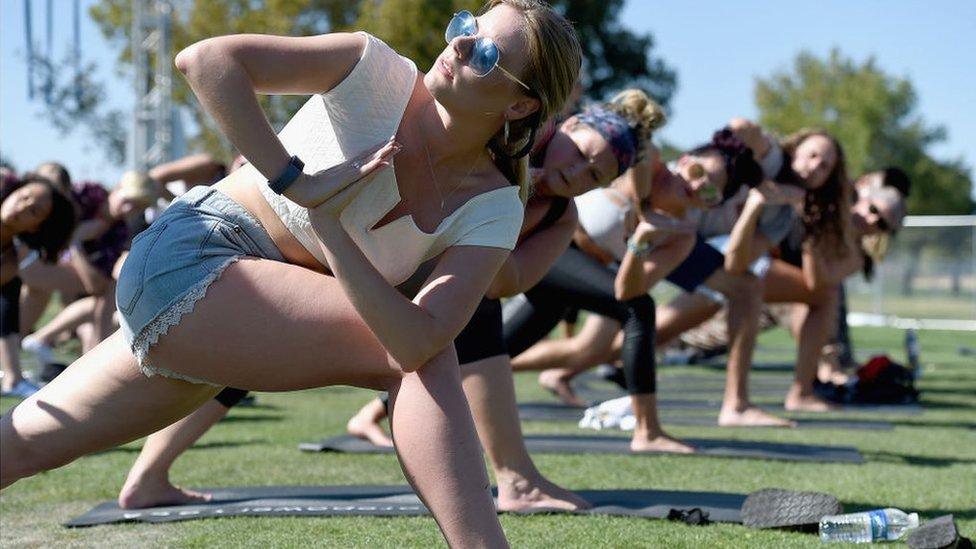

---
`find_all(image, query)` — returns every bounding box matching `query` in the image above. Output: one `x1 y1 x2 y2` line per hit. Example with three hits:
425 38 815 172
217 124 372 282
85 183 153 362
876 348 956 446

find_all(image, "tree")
755 48 974 216
87 0 676 163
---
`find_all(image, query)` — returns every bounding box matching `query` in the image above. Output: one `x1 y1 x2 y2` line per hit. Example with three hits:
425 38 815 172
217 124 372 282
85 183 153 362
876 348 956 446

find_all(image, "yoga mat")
566 390 924 415
302 435 864 463
516 402 894 431
65 485 747 527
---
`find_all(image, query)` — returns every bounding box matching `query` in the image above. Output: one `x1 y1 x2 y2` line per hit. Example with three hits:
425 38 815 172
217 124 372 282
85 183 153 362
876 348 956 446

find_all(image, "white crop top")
574 188 633 261
246 33 523 285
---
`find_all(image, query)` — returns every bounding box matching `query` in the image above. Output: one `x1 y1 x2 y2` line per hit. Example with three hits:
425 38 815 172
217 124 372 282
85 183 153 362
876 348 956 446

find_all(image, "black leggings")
502 246 657 395
1 277 22 337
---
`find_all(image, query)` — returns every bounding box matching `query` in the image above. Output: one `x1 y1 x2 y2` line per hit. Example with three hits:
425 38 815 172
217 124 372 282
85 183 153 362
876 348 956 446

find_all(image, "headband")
576 107 638 177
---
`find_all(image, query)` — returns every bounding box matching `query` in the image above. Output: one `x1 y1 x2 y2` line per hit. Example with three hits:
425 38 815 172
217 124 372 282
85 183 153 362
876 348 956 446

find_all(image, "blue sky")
2 0 974 195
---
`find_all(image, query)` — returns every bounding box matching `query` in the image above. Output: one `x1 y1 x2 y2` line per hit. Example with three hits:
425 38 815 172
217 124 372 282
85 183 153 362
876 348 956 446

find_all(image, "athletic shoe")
1 379 41 399
741 488 842 531
21 335 56 365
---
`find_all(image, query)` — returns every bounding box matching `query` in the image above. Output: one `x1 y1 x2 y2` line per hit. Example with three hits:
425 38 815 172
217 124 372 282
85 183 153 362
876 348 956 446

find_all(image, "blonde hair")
484 0 582 203
117 170 159 209
607 88 666 159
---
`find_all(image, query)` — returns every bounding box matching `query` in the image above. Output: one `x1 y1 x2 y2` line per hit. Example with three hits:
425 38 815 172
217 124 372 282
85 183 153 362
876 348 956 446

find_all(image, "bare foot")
718 405 797 427
784 393 839 412
118 475 212 509
496 473 591 512
538 369 588 407
346 412 394 447
630 434 696 454
818 362 851 385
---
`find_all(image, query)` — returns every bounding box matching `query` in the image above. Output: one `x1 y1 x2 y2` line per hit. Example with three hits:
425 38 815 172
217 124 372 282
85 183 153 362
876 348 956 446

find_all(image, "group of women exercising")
0 1 909 545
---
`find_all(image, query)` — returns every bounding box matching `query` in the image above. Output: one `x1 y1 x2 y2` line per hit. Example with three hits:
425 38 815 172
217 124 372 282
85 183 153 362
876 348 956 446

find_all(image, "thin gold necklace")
420 106 483 211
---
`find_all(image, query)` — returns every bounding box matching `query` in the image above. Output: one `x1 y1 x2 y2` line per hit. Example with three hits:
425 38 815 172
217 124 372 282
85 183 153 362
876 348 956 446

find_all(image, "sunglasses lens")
445 11 476 43
470 37 499 76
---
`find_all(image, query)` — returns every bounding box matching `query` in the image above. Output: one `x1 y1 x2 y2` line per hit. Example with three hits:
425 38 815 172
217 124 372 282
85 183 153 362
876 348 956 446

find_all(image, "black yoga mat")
301 434 864 463
516 402 894 431
65 484 747 527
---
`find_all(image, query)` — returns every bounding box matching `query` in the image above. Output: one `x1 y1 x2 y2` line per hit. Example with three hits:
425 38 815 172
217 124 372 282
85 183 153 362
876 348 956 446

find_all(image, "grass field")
2 326 974 547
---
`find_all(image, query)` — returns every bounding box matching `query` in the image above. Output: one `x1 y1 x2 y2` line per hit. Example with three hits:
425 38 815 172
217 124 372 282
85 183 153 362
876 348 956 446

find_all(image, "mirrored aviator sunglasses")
445 10 533 92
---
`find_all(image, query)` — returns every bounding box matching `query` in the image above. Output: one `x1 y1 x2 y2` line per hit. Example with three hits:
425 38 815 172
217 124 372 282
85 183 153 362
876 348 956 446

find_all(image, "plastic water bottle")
819 508 919 543
905 329 920 372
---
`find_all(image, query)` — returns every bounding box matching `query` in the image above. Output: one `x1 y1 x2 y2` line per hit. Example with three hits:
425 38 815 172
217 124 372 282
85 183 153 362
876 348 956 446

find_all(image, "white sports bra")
574 187 633 261
242 33 523 286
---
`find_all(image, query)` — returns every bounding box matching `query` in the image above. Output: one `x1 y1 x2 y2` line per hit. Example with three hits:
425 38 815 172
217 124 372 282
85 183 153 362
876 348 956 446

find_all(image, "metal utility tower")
131 0 174 173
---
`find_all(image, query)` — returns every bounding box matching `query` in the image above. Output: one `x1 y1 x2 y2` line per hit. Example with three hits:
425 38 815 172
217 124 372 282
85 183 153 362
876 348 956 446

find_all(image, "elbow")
175 39 226 81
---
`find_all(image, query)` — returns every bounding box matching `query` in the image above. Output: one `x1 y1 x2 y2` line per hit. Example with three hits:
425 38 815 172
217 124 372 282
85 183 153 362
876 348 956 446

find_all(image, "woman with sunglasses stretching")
114 89 657 512
1 2 581 545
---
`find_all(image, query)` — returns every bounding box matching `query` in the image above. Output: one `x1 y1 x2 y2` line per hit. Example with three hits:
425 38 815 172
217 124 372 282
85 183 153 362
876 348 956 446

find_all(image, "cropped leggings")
502 245 657 395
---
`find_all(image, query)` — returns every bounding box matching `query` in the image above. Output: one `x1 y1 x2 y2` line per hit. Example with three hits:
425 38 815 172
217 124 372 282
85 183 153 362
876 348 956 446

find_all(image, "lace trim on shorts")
130 256 241 387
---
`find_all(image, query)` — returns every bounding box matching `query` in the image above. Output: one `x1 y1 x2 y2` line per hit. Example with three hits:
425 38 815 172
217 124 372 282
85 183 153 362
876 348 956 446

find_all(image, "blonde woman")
1 2 581 545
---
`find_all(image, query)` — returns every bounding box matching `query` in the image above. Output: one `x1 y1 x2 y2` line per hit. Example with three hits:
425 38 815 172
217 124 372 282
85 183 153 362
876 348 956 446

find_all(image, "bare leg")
513 315 619 407
1 332 220 488
629 393 695 453
654 292 721 348
705 272 794 427
387 347 508 547
0 335 26 391
89 284 118 351
118 399 229 508
18 260 85 332
784 294 840 412
346 397 394 447
461 355 589 511
26 296 96 346
763 260 838 412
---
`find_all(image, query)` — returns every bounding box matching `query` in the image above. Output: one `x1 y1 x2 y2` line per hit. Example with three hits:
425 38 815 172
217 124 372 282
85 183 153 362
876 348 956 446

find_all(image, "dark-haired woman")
1 174 76 398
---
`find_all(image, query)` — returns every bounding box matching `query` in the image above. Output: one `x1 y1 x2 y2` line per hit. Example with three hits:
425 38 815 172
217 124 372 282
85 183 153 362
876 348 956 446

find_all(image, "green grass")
2 326 974 547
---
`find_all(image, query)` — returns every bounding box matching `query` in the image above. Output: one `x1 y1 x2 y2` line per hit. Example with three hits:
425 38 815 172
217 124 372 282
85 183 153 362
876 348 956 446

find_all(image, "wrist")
268 155 305 195
626 238 653 257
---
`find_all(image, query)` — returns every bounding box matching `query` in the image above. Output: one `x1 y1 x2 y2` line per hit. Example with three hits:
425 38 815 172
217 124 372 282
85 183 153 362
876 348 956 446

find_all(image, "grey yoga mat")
301 434 864 463
64 484 747 527
516 402 894 431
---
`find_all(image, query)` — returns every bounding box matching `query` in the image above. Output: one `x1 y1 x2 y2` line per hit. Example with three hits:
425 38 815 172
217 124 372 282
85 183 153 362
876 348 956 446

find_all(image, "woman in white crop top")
1 2 582 545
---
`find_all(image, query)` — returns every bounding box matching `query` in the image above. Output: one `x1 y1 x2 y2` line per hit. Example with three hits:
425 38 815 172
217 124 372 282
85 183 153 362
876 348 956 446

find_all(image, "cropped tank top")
243 33 523 285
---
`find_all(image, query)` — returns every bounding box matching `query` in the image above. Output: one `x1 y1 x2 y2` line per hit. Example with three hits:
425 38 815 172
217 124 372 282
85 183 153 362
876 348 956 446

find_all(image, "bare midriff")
213 172 331 275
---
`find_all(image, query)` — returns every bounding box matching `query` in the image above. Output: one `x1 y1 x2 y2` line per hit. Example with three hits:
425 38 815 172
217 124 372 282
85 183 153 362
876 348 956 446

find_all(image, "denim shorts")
117 186 284 385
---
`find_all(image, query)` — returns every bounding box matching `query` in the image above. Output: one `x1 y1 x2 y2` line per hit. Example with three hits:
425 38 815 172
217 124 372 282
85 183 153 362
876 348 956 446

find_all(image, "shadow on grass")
889 419 976 430
862 450 976 468
218 414 284 424
844 501 976 521
96 439 267 455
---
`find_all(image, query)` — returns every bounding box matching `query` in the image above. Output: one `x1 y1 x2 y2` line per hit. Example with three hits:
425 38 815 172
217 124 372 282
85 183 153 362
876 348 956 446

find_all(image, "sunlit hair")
33 161 73 194
484 0 582 204
780 129 851 258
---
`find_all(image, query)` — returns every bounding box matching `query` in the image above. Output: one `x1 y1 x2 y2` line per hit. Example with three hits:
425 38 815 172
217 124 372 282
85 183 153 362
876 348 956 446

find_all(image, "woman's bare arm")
313 210 509 372
487 202 577 299
175 32 367 183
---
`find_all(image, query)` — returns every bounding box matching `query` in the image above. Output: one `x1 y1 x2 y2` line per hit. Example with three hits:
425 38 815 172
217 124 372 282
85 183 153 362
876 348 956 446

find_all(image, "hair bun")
610 89 667 133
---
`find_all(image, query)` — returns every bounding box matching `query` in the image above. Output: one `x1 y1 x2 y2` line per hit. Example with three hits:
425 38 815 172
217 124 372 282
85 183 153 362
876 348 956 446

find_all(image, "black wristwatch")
268 155 305 195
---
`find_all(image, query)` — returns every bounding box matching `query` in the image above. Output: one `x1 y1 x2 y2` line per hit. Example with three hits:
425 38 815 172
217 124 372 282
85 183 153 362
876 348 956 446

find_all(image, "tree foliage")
85 0 676 164
755 49 973 215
